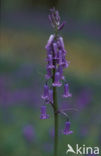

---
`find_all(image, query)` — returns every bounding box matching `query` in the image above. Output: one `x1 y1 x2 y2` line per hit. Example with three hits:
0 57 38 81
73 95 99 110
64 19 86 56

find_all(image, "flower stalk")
40 8 73 156
53 56 59 156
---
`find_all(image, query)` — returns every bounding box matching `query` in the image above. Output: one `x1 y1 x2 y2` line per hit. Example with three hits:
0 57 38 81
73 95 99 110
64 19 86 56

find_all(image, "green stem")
52 27 59 156
53 67 58 156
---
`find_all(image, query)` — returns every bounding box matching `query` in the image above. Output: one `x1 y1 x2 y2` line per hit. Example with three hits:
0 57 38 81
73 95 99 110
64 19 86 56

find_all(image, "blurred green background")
1 0 101 156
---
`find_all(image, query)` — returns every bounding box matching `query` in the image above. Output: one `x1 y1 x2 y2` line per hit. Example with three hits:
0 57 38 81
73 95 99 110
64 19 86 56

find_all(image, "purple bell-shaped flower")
57 50 63 64
47 55 54 69
58 65 64 80
63 84 72 98
40 106 49 119
58 37 65 50
45 67 52 80
49 89 53 103
52 72 62 87
45 34 55 50
41 84 49 100
61 55 69 68
53 43 58 59
63 121 73 135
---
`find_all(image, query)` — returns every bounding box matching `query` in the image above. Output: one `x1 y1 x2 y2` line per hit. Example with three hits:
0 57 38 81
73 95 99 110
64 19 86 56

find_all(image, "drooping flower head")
40 105 49 119
52 72 62 87
63 121 73 135
47 54 55 69
40 8 73 136
41 84 49 100
45 67 52 80
63 83 72 98
49 89 53 103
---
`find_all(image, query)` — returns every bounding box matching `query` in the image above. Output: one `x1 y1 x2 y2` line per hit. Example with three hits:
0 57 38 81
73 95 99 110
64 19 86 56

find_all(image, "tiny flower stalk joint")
40 8 73 156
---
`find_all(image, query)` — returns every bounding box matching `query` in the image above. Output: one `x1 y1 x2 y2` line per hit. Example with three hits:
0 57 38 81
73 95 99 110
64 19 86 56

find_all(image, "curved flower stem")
53 67 58 156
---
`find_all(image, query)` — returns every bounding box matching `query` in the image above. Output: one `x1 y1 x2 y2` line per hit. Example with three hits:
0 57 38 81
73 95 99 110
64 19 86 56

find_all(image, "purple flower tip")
63 121 73 135
64 130 73 135
63 93 72 98
40 106 49 119
49 8 60 28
